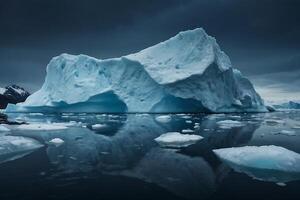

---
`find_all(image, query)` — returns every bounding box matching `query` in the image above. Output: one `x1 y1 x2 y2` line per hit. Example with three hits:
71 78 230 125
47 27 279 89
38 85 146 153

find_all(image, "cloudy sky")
0 0 299 102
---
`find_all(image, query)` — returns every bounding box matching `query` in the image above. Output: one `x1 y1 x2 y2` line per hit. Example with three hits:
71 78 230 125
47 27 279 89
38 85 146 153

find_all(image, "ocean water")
1 110 300 200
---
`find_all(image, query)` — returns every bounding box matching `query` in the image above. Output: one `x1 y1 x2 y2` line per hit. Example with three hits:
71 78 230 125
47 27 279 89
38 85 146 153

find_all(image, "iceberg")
213 145 300 184
155 132 203 148
6 28 266 113
0 135 43 164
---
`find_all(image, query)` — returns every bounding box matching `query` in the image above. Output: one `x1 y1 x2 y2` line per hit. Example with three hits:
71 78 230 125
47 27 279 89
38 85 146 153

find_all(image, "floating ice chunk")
0 125 10 132
91 124 108 130
0 136 43 164
185 120 192 124
265 119 285 125
292 126 300 129
17 123 68 131
213 145 300 184
49 138 65 147
276 130 296 136
28 113 44 116
217 120 243 129
155 132 203 148
181 129 194 133
155 115 172 123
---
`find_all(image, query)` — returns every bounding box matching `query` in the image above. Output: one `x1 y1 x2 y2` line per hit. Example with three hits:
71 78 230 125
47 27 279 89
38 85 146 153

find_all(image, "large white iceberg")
213 145 300 184
6 28 266 113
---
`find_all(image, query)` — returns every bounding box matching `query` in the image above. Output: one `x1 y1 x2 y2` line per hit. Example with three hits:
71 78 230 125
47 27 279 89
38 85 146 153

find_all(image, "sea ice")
49 138 65 147
155 132 203 148
213 145 300 184
17 123 68 131
217 120 243 129
155 115 172 123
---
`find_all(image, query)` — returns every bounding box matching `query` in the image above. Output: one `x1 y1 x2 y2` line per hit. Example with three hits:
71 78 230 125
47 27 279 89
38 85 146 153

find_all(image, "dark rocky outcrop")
0 85 30 109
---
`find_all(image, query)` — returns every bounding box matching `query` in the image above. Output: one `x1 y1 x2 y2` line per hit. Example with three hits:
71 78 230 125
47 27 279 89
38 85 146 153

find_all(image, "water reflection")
3 112 265 199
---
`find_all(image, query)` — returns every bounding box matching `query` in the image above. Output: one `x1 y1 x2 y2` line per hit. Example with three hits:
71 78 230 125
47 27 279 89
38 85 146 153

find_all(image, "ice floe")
155 132 203 148
155 115 172 123
49 138 65 147
217 120 243 129
213 145 300 185
16 123 68 131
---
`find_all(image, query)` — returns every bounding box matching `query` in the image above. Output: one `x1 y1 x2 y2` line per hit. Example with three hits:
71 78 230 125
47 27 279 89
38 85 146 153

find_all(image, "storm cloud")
0 0 299 101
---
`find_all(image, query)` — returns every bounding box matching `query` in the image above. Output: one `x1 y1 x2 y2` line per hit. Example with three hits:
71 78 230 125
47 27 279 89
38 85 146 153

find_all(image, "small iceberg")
0 125 10 132
181 129 195 133
276 130 296 136
0 136 43 164
217 120 243 129
213 145 300 185
17 123 68 131
155 132 203 148
155 115 172 123
49 138 65 147
91 124 108 130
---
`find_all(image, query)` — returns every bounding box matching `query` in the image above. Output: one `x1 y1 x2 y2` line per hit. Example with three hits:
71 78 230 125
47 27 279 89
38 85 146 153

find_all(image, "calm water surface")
1 111 300 200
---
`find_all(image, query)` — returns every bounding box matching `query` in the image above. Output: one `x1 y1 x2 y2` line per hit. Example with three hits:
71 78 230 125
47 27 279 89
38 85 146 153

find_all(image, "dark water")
1 111 300 200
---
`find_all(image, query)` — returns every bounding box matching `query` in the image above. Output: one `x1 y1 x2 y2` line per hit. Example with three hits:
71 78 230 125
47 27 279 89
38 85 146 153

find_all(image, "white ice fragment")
155 115 172 123
213 145 300 184
91 124 108 130
49 138 65 147
277 130 296 136
17 123 68 131
185 120 192 124
155 132 203 148
217 120 243 129
181 129 194 133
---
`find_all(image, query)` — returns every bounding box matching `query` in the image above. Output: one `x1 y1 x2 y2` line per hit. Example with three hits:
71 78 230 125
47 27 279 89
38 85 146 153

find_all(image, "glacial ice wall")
6 28 266 113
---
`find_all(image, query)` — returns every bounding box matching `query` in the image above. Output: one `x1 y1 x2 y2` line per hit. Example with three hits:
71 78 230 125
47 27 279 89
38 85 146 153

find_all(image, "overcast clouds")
0 0 299 101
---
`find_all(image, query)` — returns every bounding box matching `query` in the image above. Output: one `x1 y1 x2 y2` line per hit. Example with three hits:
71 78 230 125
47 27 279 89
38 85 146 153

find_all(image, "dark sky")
0 0 300 102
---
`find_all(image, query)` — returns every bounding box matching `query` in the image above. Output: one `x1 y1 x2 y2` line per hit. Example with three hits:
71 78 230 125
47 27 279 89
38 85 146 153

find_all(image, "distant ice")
155 132 203 148
17 123 68 131
181 129 194 133
217 120 243 129
213 145 300 184
155 115 172 123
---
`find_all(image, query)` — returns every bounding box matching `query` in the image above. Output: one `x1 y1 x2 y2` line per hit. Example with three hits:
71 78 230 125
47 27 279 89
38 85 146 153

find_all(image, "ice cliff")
6 28 266 113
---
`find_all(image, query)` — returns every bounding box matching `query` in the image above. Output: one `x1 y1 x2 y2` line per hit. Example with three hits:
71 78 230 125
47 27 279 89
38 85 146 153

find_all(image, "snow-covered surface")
0 136 43 164
16 123 68 131
155 115 172 123
217 120 244 129
213 145 300 184
0 125 10 132
155 132 203 148
6 28 266 113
